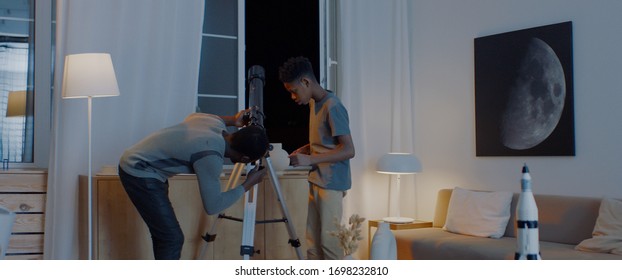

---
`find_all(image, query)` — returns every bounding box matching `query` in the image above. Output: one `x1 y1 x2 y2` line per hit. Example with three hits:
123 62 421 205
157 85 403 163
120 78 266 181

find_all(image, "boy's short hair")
229 126 269 161
278 56 316 83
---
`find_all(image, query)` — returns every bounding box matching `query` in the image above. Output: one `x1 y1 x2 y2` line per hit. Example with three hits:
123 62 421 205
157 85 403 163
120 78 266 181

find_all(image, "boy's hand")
288 153 312 166
291 144 310 155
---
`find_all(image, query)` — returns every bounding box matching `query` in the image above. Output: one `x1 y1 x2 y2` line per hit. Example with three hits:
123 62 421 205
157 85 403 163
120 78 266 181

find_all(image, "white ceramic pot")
370 221 397 260
268 143 290 171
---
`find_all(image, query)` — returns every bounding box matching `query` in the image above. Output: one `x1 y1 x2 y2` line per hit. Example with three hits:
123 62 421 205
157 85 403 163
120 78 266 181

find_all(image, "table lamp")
376 153 422 223
62 53 120 260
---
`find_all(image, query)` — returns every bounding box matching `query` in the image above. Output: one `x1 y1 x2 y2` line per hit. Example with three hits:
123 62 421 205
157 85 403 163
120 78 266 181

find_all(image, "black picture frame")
474 21 575 156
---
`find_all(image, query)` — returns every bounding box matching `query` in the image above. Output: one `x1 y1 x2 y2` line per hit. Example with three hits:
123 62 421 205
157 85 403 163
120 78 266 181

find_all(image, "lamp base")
382 216 415 224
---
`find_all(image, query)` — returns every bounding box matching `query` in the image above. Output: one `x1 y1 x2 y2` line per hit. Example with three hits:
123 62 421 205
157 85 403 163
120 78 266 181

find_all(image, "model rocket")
515 163 542 260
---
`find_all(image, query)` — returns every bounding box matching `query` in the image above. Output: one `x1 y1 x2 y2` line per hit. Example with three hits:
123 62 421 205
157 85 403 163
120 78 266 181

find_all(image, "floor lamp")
5 90 27 168
62 53 120 260
376 153 422 224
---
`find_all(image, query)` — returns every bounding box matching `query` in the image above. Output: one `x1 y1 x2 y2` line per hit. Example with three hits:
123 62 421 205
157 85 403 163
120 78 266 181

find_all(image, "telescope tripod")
197 149 304 260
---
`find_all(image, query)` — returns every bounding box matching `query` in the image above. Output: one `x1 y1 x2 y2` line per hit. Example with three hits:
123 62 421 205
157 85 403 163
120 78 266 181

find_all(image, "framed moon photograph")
474 21 575 156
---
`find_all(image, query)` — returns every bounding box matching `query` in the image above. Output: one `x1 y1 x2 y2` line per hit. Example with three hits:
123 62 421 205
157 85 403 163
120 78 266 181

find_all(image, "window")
198 0 337 153
0 0 53 168
0 1 34 164
197 0 244 116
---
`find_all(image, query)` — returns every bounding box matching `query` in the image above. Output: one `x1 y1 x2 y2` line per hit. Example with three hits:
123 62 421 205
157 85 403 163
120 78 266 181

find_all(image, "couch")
393 188 622 260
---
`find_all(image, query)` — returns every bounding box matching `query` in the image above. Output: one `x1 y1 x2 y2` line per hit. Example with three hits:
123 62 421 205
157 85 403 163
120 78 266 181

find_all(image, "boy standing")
278 56 355 260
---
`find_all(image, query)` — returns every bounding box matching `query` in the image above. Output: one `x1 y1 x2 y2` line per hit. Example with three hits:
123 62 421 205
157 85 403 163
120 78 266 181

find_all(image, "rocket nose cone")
522 164 530 173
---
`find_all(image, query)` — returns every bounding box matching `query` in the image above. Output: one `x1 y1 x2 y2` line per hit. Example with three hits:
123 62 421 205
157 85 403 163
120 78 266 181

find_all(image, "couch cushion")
575 198 622 254
504 194 602 245
396 227 515 260
394 228 622 260
442 187 512 238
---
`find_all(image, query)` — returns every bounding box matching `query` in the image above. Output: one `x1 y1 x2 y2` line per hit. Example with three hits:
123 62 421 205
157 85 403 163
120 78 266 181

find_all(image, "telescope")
200 64 303 260
245 65 266 128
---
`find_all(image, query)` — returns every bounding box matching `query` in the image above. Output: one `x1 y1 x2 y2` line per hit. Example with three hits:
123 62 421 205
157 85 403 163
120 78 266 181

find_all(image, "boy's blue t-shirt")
308 91 352 191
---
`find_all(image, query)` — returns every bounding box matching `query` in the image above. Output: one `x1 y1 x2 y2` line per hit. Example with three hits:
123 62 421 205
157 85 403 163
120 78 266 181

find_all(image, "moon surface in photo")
500 37 566 150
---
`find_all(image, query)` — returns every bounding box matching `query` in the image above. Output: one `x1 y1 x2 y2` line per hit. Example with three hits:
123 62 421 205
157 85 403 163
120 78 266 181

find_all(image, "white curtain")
44 0 204 259
338 0 416 258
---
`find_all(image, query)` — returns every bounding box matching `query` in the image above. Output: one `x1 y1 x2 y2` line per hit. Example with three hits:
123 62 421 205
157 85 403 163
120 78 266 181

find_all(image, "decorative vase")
269 143 290 171
370 221 397 260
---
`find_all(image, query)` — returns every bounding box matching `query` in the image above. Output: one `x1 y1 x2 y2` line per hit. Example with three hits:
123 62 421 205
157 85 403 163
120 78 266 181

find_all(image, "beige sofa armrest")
433 189 453 228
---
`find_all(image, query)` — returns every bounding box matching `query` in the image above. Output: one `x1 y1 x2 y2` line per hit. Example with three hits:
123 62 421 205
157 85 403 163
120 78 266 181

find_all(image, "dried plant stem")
329 214 366 256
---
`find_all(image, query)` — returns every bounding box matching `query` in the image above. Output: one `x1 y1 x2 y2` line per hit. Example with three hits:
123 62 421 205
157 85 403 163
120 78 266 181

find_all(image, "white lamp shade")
6 90 27 117
62 53 120 99
376 153 422 174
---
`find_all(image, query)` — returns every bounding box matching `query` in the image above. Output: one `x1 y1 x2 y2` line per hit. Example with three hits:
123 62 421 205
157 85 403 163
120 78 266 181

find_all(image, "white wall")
412 0 622 221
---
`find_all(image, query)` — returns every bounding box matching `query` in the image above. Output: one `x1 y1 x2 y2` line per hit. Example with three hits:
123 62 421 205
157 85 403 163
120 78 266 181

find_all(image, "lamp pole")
87 96 93 260
394 174 401 218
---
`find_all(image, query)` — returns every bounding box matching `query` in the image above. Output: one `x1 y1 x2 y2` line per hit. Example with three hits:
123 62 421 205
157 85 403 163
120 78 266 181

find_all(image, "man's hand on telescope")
241 166 267 192
234 108 252 127
220 108 252 127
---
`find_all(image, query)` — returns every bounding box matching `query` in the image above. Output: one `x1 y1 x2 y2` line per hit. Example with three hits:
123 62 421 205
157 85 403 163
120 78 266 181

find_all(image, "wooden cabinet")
79 171 309 260
0 169 47 260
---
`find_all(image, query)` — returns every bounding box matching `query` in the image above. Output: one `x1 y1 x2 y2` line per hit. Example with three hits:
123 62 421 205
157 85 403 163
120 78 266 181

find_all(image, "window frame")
197 0 336 115
31 0 53 168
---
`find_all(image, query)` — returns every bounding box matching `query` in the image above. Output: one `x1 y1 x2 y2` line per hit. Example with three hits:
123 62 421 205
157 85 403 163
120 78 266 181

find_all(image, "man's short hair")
278 56 316 83
229 126 269 161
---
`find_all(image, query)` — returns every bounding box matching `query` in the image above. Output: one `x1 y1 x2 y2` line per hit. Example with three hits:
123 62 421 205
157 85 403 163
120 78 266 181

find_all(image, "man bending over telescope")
118 109 269 260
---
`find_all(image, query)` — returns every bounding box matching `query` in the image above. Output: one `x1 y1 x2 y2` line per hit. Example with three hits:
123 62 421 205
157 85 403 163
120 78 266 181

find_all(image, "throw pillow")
575 198 622 255
443 187 513 238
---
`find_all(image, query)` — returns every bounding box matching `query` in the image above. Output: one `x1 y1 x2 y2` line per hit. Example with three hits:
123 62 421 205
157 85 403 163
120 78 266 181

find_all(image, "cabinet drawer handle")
19 203 33 211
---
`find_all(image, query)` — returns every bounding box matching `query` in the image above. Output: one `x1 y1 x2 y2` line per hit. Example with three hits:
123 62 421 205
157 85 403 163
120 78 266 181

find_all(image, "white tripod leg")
264 156 304 260
197 162 245 259
240 164 259 260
